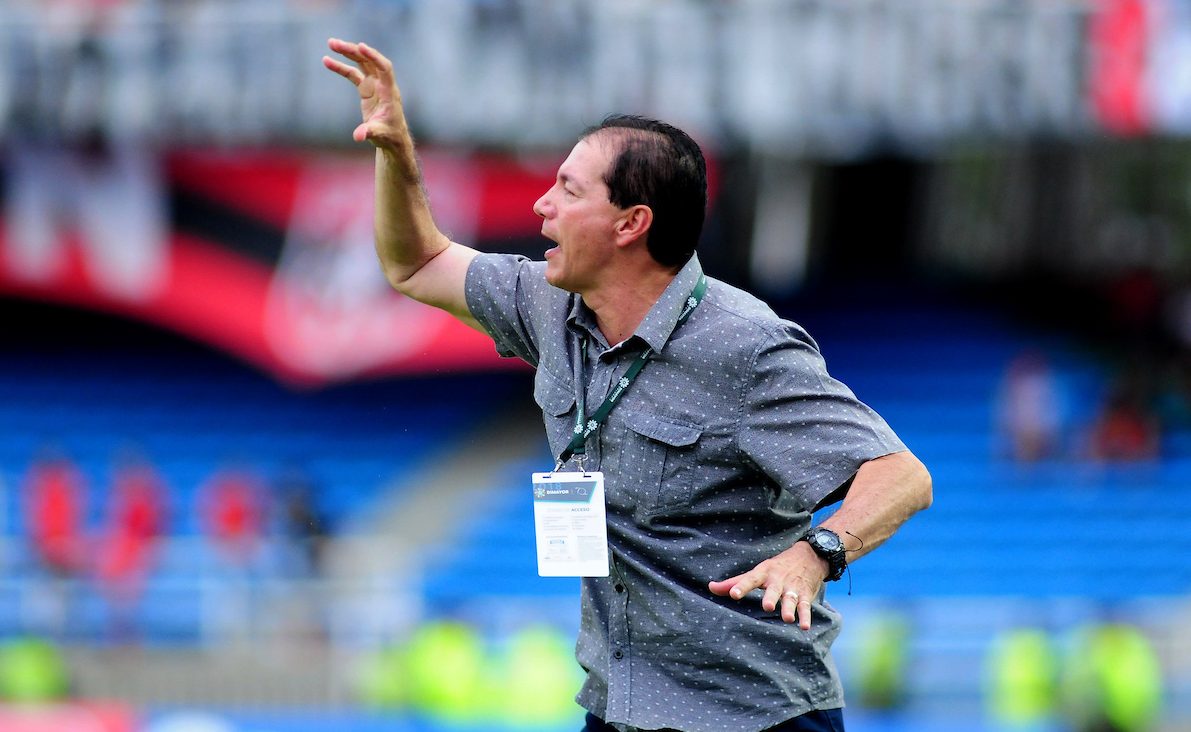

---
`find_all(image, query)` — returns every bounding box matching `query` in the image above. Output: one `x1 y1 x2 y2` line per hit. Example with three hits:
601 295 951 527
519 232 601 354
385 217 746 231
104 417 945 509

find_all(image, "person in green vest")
494 624 586 727
356 642 408 710
0 637 71 702
985 627 1059 728
403 619 489 722
1061 622 1163 732
852 614 911 710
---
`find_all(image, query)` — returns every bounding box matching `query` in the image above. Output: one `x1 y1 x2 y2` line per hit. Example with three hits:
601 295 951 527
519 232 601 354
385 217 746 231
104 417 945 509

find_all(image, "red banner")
0 147 560 386
0 145 718 386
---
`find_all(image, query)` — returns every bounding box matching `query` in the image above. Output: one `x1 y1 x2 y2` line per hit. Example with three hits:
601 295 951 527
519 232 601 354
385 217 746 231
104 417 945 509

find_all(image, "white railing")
0 534 579 649
0 536 424 650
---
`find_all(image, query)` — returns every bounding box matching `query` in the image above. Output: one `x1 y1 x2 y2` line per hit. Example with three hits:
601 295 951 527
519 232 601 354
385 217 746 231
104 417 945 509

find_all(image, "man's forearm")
325 39 480 326
374 144 452 291
819 450 932 563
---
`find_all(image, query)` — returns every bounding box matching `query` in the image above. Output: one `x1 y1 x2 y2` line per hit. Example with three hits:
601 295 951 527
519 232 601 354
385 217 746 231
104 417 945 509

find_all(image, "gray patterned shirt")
465 252 905 732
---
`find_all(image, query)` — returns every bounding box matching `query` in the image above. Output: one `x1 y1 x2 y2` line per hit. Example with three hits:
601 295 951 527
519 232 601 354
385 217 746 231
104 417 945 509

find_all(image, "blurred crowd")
996 264 1191 467
997 351 1164 465
7 445 328 644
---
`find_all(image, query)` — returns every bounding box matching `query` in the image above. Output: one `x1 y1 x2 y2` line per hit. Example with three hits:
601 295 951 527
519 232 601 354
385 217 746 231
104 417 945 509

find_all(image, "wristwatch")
801 527 847 582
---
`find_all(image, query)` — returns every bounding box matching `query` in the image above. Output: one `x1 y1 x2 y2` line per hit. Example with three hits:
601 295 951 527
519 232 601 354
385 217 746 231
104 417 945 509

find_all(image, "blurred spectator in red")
22 446 86 638
996 351 1064 463
198 463 266 568
1087 376 1161 462
96 448 166 642
23 448 85 579
197 462 269 643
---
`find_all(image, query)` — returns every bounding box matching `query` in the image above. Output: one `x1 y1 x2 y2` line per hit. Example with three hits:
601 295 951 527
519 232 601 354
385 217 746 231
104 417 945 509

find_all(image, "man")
324 39 932 732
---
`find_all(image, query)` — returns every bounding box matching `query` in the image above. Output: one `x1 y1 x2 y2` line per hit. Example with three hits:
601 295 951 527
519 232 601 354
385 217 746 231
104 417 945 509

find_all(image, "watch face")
814 531 841 551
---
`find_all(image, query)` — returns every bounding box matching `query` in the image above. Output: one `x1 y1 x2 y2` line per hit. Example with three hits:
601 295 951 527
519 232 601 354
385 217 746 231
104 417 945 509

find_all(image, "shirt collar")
633 253 705 353
565 254 705 355
565 292 602 346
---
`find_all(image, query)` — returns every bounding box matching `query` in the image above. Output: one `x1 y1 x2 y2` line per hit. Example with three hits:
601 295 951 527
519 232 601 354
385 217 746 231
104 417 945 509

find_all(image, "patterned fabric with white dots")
465 252 906 732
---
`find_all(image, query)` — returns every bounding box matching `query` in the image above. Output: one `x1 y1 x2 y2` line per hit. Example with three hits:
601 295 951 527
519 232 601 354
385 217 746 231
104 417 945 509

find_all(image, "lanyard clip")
554 453 587 473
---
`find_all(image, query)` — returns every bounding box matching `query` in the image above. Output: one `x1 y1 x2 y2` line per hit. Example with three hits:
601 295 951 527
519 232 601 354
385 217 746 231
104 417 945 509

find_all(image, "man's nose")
533 192 551 219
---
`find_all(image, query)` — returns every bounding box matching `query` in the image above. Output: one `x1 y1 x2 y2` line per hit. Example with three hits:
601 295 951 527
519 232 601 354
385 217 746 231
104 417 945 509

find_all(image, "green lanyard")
555 275 707 471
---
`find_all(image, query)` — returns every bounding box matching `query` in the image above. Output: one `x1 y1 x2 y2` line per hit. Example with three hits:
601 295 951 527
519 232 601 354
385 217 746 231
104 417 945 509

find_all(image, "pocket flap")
623 410 702 447
533 373 576 417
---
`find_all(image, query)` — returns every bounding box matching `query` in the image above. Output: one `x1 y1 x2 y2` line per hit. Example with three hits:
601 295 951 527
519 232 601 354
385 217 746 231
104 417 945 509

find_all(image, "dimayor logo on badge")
534 482 597 502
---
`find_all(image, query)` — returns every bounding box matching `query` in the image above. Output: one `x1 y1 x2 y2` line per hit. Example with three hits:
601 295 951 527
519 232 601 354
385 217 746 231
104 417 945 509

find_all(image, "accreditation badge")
531 471 609 577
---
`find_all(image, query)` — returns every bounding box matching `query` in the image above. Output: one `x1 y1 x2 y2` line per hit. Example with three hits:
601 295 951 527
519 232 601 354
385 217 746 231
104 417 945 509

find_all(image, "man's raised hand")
323 39 408 147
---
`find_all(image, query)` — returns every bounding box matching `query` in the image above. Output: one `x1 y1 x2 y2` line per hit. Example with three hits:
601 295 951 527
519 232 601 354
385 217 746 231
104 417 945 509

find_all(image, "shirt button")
614 583 625 593
613 649 624 660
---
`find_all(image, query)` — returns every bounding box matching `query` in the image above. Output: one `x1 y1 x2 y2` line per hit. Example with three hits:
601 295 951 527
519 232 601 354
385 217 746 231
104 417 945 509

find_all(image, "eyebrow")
559 172 582 189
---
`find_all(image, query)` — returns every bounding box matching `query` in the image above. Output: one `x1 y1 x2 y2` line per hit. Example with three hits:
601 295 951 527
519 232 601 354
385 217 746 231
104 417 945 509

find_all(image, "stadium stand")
0 302 527 645
0 353 483 536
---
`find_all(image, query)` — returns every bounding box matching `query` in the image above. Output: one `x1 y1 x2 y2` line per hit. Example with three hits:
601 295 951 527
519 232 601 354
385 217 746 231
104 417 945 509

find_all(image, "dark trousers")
583 708 844 732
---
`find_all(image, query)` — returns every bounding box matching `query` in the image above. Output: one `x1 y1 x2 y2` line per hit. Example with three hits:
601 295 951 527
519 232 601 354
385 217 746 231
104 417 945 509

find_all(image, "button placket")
605 559 632 720
582 346 617 469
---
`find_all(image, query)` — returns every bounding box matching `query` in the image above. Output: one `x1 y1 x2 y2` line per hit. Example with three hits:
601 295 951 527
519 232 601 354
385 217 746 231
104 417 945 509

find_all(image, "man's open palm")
323 38 406 146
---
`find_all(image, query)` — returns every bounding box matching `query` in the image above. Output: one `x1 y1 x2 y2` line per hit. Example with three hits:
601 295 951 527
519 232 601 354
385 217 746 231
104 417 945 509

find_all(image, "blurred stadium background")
0 0 1189 730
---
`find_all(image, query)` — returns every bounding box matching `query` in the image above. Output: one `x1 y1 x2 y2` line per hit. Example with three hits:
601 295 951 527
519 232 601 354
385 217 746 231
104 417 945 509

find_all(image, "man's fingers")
709 567 765 600
707 578 735 597
780 591 799 624
323 56 363 84
357 42 393 73
358 44 398 89
712 572 817 628
796 597 813 631
760 582 784 613
326 38 384 81
728 569 766 600
713 550 822 625
708 575 750 599
327 37 367 63
327 39 394 82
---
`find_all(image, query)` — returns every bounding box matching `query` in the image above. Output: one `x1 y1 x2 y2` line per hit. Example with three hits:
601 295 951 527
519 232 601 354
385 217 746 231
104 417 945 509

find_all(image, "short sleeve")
738 324 906 511
465 253 572 368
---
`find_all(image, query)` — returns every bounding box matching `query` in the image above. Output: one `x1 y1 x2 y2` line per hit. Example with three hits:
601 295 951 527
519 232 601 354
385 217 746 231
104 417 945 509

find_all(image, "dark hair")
581 115 707 268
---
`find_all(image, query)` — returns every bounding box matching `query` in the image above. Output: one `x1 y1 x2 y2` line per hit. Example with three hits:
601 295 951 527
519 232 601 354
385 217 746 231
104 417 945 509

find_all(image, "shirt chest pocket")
533 371 577 459
619 410 703 513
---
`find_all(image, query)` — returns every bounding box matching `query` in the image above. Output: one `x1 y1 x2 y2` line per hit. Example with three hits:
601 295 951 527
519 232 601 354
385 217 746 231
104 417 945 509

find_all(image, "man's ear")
614 204 653 248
